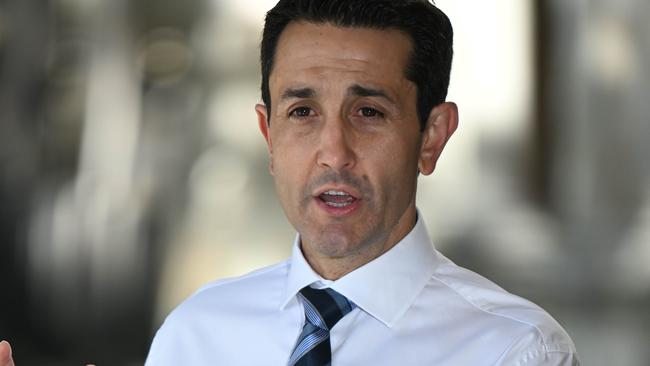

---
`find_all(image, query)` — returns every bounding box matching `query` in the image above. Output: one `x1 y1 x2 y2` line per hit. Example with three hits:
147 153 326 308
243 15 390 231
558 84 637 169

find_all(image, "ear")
255 103 274 174
418 102 458 175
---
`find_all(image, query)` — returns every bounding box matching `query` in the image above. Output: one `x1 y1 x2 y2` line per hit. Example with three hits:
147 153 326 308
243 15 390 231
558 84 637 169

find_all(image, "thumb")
0 340 16 366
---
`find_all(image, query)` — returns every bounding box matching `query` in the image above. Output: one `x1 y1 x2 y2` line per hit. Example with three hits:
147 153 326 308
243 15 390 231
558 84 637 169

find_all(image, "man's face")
257 22 455 275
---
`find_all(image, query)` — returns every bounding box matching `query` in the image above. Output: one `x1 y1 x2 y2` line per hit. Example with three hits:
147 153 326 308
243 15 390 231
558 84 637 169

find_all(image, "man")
0 0 579 365
144 0 578 364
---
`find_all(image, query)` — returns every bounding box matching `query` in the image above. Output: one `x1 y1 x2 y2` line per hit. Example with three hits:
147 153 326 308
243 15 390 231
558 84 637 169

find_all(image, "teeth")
325 201 351 208
324 190 349 196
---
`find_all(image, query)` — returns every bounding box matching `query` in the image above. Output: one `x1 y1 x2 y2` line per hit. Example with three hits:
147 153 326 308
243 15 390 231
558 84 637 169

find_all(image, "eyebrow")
280 87 316 101
278 84 396 104
347 84 395 104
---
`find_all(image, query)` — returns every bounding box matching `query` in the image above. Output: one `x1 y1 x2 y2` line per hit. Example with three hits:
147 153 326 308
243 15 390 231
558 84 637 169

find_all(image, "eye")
358 107 385 118
289 106 314 118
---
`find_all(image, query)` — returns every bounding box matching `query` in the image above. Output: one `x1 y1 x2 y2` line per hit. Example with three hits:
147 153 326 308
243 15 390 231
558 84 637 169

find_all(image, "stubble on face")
264 22 422 279
298 170 379 257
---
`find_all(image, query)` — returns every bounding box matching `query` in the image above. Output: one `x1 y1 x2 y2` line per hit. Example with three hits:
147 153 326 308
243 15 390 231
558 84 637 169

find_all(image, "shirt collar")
280 211 440 328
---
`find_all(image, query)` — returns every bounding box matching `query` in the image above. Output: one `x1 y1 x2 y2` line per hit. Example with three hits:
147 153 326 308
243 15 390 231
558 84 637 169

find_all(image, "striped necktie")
288 286 355 366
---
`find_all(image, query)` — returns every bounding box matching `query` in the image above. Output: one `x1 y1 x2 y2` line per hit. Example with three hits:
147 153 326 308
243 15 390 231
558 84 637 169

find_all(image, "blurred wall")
0 0 649 365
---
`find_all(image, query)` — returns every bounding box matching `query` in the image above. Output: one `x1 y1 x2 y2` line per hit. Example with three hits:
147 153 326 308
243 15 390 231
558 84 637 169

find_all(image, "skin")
0 341 15 366
257 21 458 280
0 22 458 366
1 20 458 366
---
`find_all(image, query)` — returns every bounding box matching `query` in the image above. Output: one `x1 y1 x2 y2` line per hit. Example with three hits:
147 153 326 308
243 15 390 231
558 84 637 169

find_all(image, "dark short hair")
260 0 453 131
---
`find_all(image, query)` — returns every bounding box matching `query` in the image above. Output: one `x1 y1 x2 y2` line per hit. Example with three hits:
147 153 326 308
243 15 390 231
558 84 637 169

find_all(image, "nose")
316 117 356 171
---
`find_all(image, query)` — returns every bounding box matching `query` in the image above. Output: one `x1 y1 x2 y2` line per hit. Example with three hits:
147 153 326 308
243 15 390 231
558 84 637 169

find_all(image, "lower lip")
314 197 361 217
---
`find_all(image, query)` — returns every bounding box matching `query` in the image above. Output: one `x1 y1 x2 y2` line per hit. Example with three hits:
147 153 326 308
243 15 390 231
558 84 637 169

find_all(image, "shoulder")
145 260 291 365
429 253 579 365
194 259 290 299
164 259 290 325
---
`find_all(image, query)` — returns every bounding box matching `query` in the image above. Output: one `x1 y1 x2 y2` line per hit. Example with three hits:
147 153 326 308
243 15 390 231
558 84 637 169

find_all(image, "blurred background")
1 0 649 364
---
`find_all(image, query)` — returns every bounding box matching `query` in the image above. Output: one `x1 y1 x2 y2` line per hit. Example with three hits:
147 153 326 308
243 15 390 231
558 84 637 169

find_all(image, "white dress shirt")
145 215 579 365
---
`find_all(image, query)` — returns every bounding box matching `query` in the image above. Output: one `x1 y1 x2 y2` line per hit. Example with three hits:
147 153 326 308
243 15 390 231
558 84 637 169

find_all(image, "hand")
0 340 15 366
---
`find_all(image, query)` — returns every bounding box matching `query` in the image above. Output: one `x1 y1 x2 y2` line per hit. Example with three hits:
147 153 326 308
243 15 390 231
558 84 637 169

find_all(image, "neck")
301 208 417 280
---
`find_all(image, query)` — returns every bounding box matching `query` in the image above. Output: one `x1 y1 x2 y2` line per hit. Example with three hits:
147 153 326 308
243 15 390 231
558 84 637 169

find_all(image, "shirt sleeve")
495 327 580 366
143 315 187 366
143 322 168 366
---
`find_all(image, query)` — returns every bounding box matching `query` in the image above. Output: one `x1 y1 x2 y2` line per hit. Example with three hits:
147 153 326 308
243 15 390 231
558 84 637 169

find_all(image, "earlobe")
418 102 458 175
255 103 275 174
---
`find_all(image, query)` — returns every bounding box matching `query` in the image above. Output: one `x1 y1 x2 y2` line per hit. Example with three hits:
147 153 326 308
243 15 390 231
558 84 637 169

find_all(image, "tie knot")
299 286 354 330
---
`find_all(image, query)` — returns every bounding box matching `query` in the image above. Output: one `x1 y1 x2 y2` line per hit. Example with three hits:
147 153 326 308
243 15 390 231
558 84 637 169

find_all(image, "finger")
0 340 16 366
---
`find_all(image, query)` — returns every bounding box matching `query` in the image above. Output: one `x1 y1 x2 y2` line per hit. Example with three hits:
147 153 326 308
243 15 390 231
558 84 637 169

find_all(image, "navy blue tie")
288 287 355 366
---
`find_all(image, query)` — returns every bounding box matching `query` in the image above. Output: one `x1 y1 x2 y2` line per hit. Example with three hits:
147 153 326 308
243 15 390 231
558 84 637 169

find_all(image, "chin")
296 213 387 258
316 225 388 259
305 230 360 258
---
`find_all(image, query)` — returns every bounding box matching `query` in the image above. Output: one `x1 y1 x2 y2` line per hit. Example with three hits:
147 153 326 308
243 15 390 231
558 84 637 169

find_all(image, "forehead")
269 21 414 97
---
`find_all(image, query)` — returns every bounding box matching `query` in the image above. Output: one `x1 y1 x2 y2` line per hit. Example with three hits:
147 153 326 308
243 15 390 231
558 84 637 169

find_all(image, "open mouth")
317 190 358 208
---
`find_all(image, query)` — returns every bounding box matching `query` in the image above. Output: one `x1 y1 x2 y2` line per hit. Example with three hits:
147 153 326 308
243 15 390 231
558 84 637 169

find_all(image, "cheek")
272 138 306 173
270 137 313 193
368 137 420 196
366 133 419 170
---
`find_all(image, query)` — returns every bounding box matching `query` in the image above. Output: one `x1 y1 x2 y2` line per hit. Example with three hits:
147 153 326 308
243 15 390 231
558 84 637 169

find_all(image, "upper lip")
314 186 360 200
